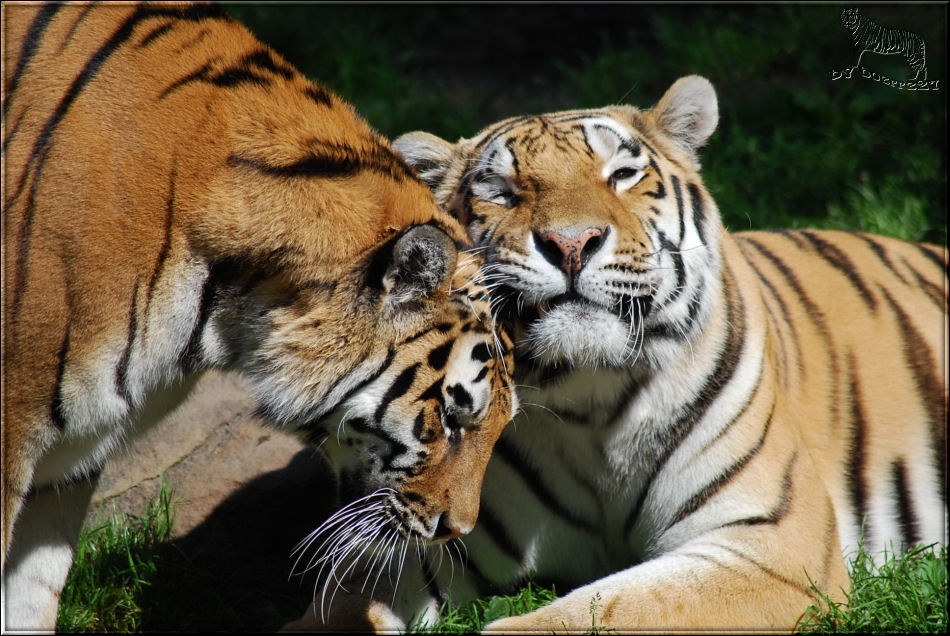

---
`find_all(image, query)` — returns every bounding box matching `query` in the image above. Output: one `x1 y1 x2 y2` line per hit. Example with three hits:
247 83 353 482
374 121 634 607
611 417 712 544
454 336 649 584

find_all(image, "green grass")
411 582 558 634
799 543 948 634
59 487 948 634
56 483 178 632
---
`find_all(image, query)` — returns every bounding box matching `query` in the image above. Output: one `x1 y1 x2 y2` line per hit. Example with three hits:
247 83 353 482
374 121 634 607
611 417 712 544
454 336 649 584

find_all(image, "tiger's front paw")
281 596 404 633
482 606 573 634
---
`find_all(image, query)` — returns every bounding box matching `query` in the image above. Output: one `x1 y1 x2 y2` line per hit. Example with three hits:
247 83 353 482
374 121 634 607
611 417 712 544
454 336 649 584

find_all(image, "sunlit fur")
392 75 948 632
1 3 514 632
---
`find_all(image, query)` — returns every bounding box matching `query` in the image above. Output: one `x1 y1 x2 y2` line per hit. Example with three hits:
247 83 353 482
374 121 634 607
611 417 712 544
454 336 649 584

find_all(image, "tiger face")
395 76 721 372
841 7 859 30
285 239 516 547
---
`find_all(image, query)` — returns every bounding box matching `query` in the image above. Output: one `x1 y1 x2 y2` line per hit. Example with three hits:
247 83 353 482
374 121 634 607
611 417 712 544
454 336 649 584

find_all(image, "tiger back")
2 3 514 631
390 76 947 631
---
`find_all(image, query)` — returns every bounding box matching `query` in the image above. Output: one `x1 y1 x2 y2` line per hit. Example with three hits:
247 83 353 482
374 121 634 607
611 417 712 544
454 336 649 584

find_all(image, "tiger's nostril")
534 230 565 270
433 514 463 541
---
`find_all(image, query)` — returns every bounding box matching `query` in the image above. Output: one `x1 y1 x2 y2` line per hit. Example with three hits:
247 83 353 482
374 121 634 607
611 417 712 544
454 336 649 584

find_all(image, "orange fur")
2 3 513 631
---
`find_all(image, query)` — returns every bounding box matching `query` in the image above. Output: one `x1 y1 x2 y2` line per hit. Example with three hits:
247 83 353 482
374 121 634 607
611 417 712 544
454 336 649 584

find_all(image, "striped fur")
841 7 927 80
1 3 514 631
389 75 948 631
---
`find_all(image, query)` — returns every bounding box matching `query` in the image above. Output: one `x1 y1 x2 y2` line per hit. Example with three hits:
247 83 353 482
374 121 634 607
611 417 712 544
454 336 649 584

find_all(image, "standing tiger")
1 2 515 631
381 75 944 631
840 7 928 80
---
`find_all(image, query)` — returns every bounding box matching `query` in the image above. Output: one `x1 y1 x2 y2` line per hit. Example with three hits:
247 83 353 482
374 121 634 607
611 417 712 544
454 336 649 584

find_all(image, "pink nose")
538 228 604 274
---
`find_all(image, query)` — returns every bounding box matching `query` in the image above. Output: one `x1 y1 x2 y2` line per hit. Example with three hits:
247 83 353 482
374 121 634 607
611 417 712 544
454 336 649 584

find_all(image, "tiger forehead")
480 115 643 171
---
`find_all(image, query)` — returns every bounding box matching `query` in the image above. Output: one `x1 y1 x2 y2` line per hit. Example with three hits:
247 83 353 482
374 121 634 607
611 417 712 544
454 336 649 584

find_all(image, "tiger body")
841 7 927 80
390 76 948 631
2 3 514 631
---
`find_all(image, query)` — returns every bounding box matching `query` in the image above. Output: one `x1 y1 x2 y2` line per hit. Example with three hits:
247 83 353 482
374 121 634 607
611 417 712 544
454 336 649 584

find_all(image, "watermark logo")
831 8 939 90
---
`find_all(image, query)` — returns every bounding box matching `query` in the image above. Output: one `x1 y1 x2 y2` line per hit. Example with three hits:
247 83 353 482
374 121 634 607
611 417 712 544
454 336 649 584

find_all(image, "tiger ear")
649 75 718 167
393 131 457 189
383 224 458 306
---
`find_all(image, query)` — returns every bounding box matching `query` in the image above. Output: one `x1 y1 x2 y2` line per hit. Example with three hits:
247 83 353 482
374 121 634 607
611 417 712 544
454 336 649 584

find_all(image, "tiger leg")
852 47 867 69
484 531 849 633
484 463 851 633
2 476 99 632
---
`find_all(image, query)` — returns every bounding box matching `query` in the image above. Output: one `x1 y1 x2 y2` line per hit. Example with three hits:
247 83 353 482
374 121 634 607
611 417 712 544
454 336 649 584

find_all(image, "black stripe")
668 400 776 530
775 229 808 250
226 149 410 182
9 143 51 319
891 458 921 548
845 351 870 545
180 266 217 371
739 234 843 431
624 259 746 538
671 175 686 245
240 49 295 79
115 282 140 406
494 437 597 532
914 243 948 273
59 3 98 53
878 286 946 502
175 26 210 53
739 236 829 331
472 500 524 565
471 342 492 363
315 350 396 423
137 20 175 47
687 183 707 247
427 341 453 371
373 364 419 423
159 60 217 98
717 544 815 597
799 230 877 312
143 163 177 339
902 258 947 310
853 233 909 285
346 418 411 474
722 451 796 527
304 85 333 107
2 2 62 118
50 327 71 430
655 229 686 306
2 109 24 154
734 240 800 384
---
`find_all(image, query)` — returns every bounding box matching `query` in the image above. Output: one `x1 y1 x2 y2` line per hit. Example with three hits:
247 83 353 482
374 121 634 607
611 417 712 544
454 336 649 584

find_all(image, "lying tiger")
332 74 942 631
1 3 514 631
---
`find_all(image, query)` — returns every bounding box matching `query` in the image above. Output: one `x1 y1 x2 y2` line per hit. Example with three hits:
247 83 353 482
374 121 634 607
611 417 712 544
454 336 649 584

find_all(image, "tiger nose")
536 228 605 275
433 514 465 541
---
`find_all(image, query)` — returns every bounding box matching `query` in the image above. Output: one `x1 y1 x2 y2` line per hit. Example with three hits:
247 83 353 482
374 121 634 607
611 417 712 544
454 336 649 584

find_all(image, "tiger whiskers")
291 488 418 624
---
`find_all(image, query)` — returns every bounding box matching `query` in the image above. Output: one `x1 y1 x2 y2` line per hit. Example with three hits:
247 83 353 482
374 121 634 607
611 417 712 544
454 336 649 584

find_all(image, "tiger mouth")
535 292 653 323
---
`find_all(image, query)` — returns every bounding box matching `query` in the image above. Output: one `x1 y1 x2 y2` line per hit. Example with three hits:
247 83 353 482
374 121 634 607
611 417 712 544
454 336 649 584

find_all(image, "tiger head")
841 7 860 30
394 76 723 373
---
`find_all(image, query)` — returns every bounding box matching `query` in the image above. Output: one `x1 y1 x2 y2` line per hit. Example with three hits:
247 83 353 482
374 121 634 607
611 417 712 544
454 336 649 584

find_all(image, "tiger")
375 75 945 631
1 3 515 632
840 7 928 80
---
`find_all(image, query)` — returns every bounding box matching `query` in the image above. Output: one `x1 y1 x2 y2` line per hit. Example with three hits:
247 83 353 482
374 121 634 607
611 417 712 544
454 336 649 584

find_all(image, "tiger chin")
390 76 949 632
1 3 515 632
